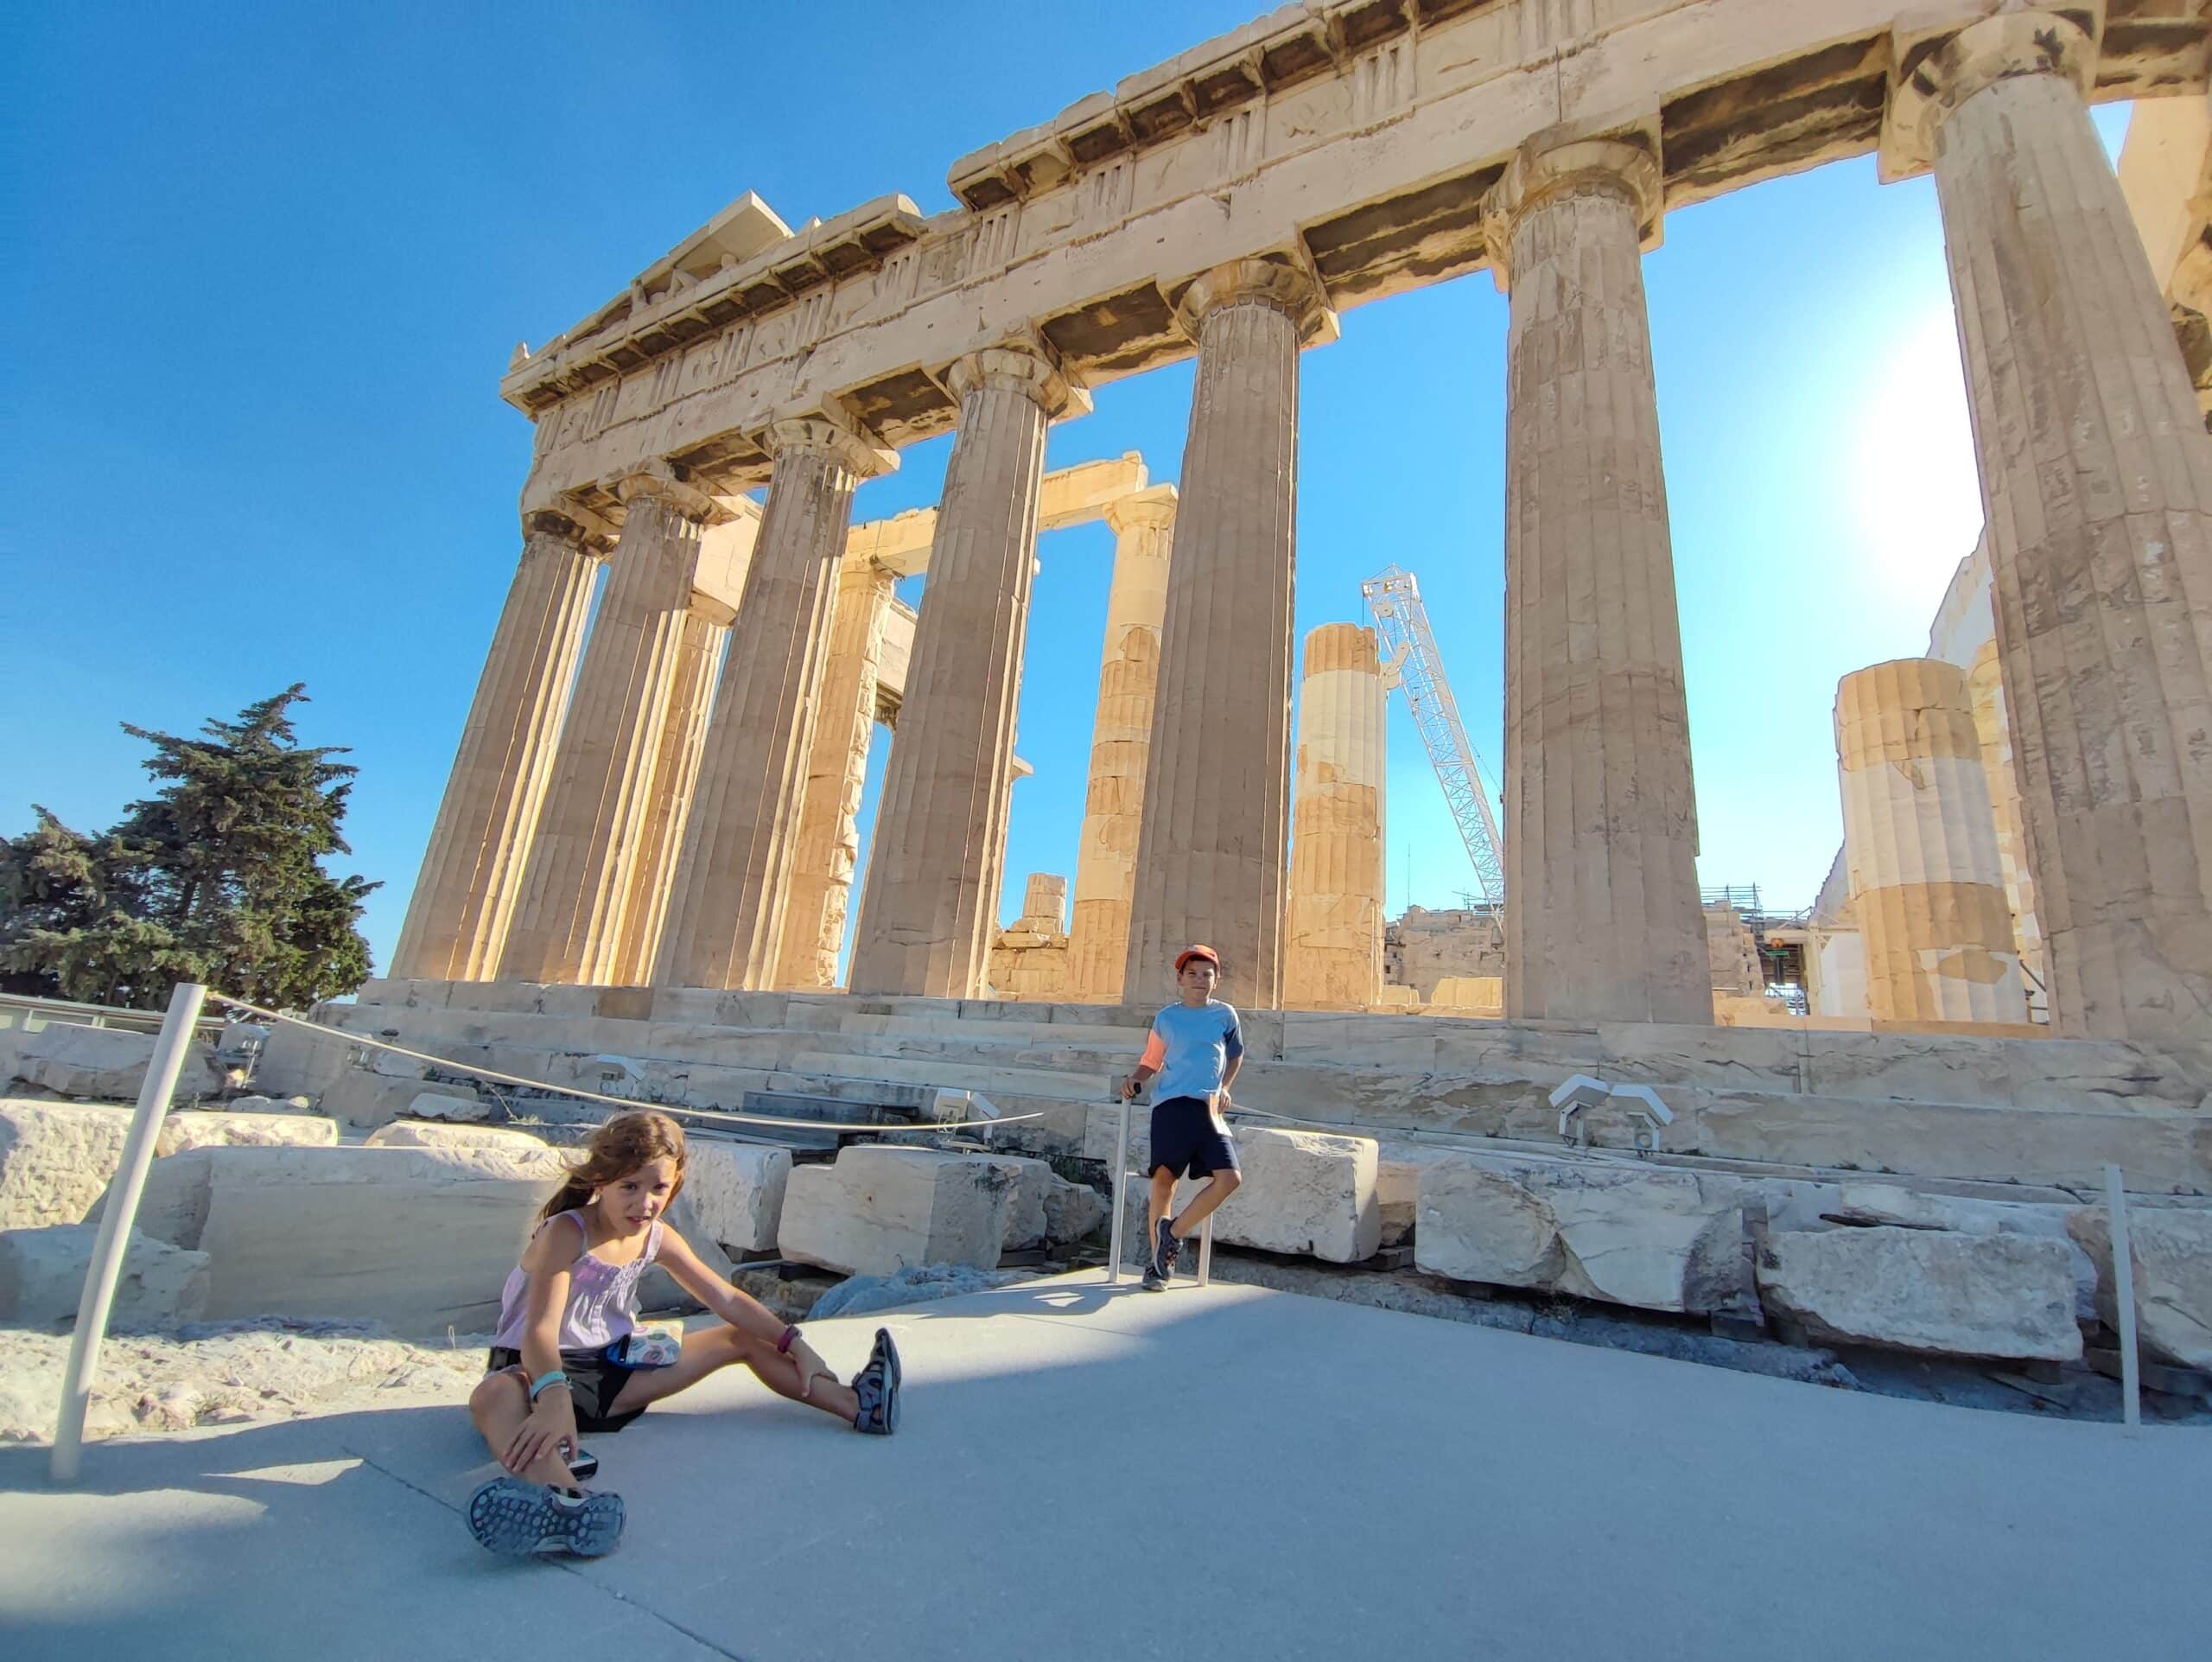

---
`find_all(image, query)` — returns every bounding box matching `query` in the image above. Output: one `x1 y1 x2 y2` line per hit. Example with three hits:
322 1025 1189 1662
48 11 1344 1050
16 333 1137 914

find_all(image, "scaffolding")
1362 564 1507 914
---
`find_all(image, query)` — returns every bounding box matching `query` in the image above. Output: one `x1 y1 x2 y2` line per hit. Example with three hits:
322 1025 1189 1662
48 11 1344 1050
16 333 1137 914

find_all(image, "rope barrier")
211 992 1048 1135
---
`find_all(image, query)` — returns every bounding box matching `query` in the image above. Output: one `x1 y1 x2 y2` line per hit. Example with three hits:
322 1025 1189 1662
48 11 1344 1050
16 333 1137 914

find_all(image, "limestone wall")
1384 907 1505 1002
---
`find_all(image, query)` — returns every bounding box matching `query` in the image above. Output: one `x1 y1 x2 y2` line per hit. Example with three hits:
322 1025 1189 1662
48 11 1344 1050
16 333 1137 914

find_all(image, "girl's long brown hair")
540 1111 689 1220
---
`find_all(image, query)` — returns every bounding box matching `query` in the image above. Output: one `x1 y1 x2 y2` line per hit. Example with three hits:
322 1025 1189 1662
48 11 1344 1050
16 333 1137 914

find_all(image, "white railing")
1103 1086 1212 1289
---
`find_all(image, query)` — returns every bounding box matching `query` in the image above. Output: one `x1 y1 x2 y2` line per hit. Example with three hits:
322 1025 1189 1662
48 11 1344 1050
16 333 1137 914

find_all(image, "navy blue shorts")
1149 1095 1240 1180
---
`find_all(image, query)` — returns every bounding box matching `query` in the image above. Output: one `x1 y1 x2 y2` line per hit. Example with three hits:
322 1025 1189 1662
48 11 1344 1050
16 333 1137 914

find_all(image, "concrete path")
3 1274 2206 1660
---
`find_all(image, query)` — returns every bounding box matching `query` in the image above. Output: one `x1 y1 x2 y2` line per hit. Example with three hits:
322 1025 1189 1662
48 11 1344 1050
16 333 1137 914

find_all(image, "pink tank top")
492 1211 664 1353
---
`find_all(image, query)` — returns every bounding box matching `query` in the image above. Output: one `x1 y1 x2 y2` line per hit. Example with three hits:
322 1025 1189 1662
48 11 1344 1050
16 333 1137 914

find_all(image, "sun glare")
1852 308 1986 608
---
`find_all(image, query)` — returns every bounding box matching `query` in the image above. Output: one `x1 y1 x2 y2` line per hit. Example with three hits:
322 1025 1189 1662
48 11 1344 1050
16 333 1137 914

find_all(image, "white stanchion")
2105 1163 2141 1434
1107 1086 1131 1287
50 981 208 1484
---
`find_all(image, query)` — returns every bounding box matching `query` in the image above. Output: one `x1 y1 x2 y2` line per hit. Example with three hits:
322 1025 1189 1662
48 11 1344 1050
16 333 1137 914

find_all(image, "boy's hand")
1120 1073 1141 1100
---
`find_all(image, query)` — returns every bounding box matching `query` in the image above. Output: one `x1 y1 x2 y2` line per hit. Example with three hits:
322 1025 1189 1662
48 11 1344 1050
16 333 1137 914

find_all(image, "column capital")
521 504 616 555
1172 257 1337 347
1103 483 1178 535
1484 124 1663 287
945 336 1091 421
762 415 899 480
1881 10 2099 181
611 462 736 526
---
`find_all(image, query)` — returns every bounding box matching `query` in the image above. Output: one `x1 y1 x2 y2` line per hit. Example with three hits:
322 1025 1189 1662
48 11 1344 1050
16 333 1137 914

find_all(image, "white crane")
1360 564 1507 914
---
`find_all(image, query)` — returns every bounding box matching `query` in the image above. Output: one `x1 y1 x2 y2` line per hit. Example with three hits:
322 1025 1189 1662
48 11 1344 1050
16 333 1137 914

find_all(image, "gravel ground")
0 1320 486 1445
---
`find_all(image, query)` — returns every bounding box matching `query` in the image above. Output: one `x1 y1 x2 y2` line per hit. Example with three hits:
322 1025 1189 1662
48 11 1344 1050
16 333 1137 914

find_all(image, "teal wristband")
529 1369 569 1400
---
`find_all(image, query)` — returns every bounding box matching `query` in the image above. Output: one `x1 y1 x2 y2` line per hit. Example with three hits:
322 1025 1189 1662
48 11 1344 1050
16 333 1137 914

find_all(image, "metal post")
1106 1087 1130 1287
1198 1215 1214 1286
51 982 207 1483
2104 1163 2141 1434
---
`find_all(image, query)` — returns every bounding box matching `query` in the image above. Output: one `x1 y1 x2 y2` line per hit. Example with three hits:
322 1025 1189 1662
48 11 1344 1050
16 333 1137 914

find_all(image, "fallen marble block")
1211 1127 1381 1264
779 1146 1016 1277
2067 1204 2212 1371
5 1022 222 1103
1 1100 133 1229
683 1140 791 1255
365 1122 556 1154
1416 1155 1746 1315
92 1143 569 1334
810 1263 1027 1319
154 1111 340 1153
0 1223 209 1330
1757 1226 2082 1362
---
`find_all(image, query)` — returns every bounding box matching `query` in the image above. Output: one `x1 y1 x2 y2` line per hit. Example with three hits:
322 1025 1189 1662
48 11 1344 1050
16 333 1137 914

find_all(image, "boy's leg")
607 1323 860 1423
1147 1166 1178 1241
1168 1165 1242 1239
468 1368 578 1487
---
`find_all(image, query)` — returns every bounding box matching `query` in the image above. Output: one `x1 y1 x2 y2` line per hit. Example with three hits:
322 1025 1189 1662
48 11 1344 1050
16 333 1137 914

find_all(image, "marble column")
1124 259 1334 1009
773 556 897 990
1967 639 2046 996
607 601 731 985
391 511 603 983
1835 659 2026 1024
1897 12 2212 1041
1283 623 1387 1011
1489 131 1712 1025
849 343 1084 998
1066 486 1177 1003
654 417 894 990
499 471 725 985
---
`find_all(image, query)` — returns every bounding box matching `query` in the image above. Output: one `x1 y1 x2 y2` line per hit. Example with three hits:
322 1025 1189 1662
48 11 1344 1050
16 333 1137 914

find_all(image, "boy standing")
1118 944 1244 1290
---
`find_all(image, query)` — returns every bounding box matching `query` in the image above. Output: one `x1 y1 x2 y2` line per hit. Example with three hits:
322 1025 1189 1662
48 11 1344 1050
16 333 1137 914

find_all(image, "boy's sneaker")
1153 1216 1181 1282
1141 1264 1166 1291
850 1327 901 1436
466 1476 625 1557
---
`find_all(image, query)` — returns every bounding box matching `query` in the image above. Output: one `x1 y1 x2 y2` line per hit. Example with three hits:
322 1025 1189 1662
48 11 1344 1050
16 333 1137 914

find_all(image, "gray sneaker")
850 1328 901 1435
1141 1264 1166 1291
1153 1216 1181 1282
467 1476 625 1557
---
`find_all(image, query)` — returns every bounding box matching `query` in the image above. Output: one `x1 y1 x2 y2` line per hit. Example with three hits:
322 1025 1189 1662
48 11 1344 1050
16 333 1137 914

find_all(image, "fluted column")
1490 131 1711 1025
391 512 604 982
1066 486 1177 1003
607 602 730 985
1836 659 2027 1024
500 472 725 985
1894 12 2212 1041
774 556 897 990
1967 639 2045 995
849 343 1084 998
1283 623 1387 1011
654 417 894 990
1124 259 1334 1009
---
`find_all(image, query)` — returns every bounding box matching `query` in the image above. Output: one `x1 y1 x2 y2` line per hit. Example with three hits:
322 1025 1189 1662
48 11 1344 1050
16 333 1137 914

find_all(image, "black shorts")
1149 1095 1240 1180
486 1345 646 1434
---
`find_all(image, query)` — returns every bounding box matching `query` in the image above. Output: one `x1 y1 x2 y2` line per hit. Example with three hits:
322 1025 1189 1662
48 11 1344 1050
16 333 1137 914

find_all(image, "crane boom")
1361 564 1507 913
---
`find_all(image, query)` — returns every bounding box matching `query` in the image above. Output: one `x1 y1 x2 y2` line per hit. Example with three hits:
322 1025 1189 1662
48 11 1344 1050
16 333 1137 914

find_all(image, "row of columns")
397 9 2212 1043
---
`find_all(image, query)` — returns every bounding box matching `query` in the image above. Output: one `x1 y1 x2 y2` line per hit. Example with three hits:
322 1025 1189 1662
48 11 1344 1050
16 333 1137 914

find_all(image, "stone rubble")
3 1023 223 1103
2067 1205 2212 1372
0 1224 209 1329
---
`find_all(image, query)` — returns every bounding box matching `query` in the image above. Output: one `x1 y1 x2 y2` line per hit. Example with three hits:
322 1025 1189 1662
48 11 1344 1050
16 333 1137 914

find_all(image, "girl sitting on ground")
466 1110 900 1557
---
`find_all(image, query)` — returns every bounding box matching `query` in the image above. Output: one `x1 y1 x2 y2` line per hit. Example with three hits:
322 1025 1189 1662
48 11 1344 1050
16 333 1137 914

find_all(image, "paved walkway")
4 1274 2207 1660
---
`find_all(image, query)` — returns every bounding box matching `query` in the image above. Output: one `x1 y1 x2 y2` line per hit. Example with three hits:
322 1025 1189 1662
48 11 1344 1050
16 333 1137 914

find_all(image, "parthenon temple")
387 0 2210 1052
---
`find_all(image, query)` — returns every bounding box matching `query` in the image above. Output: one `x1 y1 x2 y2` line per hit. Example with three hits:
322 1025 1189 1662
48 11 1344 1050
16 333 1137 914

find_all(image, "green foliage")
0 685 380 1011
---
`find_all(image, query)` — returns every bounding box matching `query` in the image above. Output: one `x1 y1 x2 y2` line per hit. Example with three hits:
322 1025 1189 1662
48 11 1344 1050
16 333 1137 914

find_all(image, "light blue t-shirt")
1145 999 1244 1105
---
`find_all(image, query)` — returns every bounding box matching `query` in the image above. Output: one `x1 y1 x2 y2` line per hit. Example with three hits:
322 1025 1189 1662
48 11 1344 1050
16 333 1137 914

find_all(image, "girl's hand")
787 1338 832 1400
505 1390 579 1476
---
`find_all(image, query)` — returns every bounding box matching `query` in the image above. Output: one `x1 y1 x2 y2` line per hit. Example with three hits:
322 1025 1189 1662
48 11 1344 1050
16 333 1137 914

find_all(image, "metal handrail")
0 989 227 1042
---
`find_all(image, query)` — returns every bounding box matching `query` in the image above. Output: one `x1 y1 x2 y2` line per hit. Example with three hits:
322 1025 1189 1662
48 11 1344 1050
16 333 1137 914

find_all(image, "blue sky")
3 3 2131 977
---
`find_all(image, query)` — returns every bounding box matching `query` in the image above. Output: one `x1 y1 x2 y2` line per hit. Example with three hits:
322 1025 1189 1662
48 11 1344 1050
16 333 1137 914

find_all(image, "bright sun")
1853 308 1986 608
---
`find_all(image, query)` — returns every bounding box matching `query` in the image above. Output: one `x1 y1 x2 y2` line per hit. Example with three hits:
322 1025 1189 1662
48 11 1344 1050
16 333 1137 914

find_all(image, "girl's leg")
607 1323 860 1423
468 1369 577 1487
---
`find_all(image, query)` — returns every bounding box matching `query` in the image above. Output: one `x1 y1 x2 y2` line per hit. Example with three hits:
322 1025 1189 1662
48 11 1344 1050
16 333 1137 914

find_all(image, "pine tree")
0 686 379 1009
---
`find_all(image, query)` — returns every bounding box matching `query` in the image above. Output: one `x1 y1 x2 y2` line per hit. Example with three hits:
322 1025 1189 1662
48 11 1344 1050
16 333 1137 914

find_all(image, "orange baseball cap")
1175 944 1221 972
